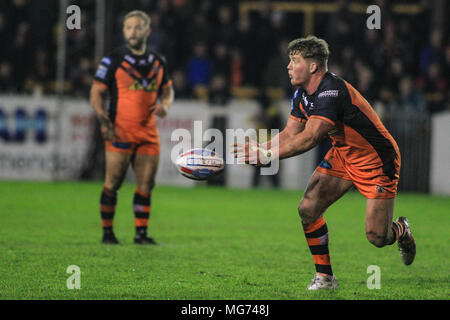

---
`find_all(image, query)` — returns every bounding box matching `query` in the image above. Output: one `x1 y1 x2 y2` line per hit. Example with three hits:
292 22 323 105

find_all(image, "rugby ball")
175 148 225 180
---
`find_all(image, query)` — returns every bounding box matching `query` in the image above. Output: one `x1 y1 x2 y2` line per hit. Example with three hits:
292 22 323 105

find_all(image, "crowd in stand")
0 0 448 115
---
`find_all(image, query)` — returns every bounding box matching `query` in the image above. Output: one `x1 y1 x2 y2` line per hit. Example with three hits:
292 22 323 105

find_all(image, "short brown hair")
288 36 330 68
123 10 151 29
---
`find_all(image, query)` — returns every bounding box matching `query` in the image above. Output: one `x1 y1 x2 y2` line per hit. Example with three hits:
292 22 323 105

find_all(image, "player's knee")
105 172 125 191
366 231 387 248
137 179 155 195
298 201 317 225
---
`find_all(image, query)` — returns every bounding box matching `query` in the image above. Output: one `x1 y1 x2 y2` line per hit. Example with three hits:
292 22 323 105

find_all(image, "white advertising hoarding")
0 96 315 190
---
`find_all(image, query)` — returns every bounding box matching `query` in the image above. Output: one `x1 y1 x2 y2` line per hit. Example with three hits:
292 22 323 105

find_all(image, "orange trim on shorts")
105 141 134 154
315 166 353 181
105 141 161 156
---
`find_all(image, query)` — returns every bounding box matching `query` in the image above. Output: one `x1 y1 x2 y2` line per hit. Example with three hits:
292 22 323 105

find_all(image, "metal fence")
383 111 431 193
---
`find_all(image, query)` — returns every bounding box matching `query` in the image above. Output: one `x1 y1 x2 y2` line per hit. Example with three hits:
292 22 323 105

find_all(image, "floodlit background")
0 0 448 193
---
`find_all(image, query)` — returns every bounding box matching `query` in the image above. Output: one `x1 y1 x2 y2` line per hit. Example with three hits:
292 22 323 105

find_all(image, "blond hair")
123 10 151 29
288 36 330 69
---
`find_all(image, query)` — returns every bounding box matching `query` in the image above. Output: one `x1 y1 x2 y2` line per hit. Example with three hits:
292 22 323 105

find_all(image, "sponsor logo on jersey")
128 79 158 92
101 57 112 65
318 90 339 98
95 65 108 79
124 55 136 64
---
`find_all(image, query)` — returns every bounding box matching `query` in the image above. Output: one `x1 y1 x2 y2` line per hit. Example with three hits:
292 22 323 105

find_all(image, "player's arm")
275 118 332 160
233 117 309 165
235 117 305 160
90 81 117 142
261 117 306 150
236 118 331 165
154 84 174 118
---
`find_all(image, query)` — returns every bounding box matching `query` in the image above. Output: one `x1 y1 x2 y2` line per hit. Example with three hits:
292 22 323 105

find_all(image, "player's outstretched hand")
231 140 272 166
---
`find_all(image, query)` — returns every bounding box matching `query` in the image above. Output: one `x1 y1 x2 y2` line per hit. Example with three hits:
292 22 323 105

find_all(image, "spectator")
389 76 426 114
420 29 444 74
211 42 231 82
0 0 442 109
171 69 191 99
0 61 14 92
262 39 290 93
187 42 212 96
215 4 237 45
418 62 448 114
208 74 230 106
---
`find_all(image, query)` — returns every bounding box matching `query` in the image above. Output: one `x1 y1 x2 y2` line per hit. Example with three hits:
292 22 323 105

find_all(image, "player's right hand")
100 121 118 142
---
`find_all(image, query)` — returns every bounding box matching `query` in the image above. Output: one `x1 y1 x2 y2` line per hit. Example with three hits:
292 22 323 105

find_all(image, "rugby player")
234 36 416 290
90 10 174 245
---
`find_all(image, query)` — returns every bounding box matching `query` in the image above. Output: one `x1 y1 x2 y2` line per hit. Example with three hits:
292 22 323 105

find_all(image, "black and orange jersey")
290 71 400 181
93 45 172 124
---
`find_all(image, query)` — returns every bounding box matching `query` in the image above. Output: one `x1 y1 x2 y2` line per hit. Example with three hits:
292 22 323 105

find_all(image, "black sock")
100 187 117 233
133 189 151 237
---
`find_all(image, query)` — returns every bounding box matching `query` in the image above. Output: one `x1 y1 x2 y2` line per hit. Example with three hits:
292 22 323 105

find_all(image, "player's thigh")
132 154 160 193
104 151 133 190
299 170 354 223
365 198 395 245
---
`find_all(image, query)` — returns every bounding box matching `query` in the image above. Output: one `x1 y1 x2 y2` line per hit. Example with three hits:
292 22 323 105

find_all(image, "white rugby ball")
175 148 225 180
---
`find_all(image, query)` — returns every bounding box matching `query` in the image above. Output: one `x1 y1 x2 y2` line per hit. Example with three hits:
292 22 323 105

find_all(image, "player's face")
287 53 310 87
123 16 150 50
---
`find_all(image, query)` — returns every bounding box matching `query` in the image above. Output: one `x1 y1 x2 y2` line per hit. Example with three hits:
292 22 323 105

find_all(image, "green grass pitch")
0 181 448 300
